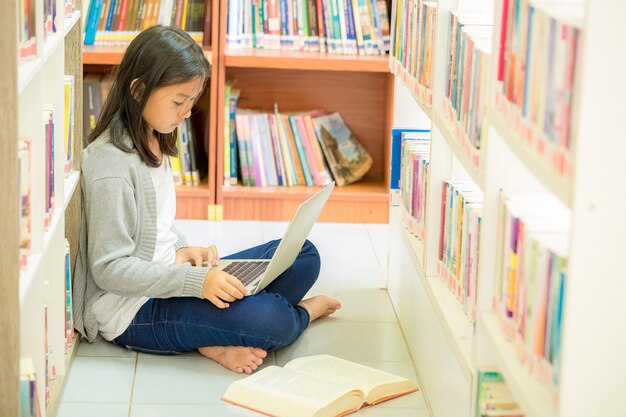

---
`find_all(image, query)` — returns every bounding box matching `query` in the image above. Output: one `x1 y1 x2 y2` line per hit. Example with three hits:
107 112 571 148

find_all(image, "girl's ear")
130 78 146 102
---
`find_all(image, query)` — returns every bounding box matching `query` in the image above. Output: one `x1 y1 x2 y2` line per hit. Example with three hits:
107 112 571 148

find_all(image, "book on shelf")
476 367 524 417
83 73 104 141
313 112 372 187
222 354 418 417
65 239 75 352
18 138 32 270
43 106 56 229
43 0 58 40
18 0 37 61
84 0 211 45
20 355 42 417
64 75 76 174
226 0 389 55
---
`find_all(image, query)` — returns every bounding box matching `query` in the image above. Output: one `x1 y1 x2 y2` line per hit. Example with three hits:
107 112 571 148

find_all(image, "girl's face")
142 77 204 134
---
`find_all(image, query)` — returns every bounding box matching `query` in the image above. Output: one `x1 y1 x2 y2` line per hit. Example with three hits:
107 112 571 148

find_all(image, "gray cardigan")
73 133 209 342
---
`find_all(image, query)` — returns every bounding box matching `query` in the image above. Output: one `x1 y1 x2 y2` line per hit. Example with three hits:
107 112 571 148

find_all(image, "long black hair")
87 25 211 167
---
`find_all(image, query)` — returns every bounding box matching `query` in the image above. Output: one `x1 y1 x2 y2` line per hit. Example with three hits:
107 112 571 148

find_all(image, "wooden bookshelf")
224 49 391 72
211 0 395 223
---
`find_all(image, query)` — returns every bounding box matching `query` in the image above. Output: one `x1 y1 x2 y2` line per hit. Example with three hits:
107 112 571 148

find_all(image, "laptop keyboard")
222 261 270 286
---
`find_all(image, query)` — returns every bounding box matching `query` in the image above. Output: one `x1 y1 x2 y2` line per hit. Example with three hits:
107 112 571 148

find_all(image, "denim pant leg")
112 239 321 354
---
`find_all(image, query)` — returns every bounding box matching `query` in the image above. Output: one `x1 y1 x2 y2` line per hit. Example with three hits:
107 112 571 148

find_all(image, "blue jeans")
112 239 319 354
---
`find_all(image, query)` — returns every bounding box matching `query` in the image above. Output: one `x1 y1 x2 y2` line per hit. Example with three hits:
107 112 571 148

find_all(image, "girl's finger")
216 289 236 302
210 295 229 309
226 275 248 296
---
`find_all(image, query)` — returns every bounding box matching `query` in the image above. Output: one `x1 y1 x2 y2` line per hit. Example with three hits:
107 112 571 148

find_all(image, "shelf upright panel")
0 0 19 412
559 1 626 416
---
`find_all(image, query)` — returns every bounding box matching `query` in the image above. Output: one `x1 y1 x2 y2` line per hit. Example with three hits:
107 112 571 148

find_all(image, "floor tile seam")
128 354 139 417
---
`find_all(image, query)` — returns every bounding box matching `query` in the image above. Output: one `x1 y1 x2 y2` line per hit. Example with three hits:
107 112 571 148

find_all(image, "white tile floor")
57 220 432 417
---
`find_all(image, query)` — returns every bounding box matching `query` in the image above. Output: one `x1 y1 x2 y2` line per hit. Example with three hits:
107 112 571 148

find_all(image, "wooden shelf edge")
479 312 558 417
224 49 390 72
84 45 213 66
488 109 573 208
221 181 389 202
432 109 485 190
391 206 474 383
175 183 211 198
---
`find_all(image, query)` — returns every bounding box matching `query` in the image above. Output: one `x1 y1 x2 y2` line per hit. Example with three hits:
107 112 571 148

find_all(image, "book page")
229 365 363 407
284 355 411 399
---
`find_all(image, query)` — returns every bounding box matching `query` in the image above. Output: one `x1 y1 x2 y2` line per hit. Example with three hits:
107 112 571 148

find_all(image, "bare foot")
198 346 267 374
299 295 342 322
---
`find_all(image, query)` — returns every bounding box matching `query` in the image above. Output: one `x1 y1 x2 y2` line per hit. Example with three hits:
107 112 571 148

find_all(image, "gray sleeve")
86 177 207 298
171 224 189 251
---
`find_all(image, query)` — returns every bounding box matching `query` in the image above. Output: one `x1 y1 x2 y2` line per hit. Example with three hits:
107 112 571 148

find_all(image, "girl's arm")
86 176 207 298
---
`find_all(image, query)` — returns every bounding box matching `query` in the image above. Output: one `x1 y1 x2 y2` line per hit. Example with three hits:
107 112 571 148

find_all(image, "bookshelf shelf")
224 49 391 72
18 58 42 95
480 312 557 417
489 109 573 207
391 206 473 383
46 334 80 417
222 180 389 222
83 45 213 66
432 109 485 189
64 171 81 208
43 32 64 62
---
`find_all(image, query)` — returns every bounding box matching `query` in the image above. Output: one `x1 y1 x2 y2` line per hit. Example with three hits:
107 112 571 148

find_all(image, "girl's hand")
175 245 220 267
202 269 248 308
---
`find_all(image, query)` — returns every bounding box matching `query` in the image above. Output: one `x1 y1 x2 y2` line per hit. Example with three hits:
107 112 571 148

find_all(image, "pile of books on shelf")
442 10 492 169
494 0 584 178
437 180 483 322
171 119 201 186
224 87 373 187
494 194 570 389
390 0 437 105
19 355 42 417
226 0 391 55
476 367 525 417
83 0 210 45
398 131 430 242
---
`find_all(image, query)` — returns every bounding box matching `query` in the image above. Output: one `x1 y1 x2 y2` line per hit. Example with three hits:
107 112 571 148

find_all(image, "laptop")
214 181 335 295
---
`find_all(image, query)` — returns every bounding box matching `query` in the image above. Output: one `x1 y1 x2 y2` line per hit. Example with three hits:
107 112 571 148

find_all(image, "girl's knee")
302 240 321 267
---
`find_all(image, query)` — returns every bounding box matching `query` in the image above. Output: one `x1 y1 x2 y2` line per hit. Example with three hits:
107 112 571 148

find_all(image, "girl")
73 26 341 374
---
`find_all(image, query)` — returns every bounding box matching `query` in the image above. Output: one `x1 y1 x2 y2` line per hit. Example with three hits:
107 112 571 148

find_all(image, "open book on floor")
221 354 418 417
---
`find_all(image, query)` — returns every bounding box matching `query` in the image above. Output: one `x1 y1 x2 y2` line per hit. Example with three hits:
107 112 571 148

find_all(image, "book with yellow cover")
222 354 418 417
